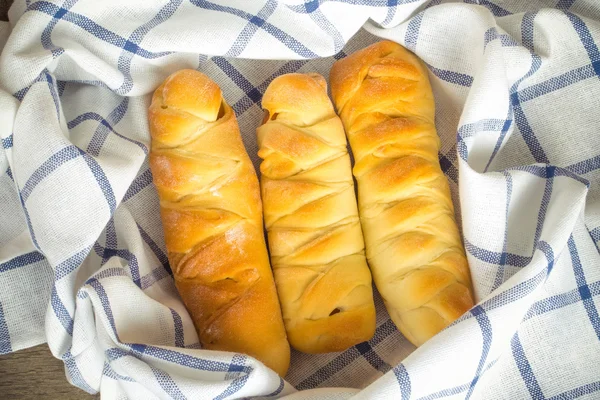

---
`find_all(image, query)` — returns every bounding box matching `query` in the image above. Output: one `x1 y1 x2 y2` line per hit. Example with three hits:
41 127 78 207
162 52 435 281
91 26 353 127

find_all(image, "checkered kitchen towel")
1 0 600 399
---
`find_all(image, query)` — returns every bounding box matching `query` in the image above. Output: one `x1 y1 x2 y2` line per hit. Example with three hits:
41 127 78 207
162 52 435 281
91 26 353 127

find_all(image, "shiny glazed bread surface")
330 42 474 346
149 69 290 375
257 73 376 353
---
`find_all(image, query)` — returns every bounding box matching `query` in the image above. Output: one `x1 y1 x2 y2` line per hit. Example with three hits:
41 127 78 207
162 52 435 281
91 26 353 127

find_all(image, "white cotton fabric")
1 1 600 399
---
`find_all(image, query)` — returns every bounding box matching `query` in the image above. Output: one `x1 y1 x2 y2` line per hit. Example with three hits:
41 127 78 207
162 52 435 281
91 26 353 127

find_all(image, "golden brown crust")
257 73 376 353
149 69 290 375
330 41 474 347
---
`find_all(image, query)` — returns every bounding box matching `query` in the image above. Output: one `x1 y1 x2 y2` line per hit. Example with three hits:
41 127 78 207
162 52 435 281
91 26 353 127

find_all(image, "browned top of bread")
330 40 434 134
149 69 290 376
330 42 474 347
257 73 376 353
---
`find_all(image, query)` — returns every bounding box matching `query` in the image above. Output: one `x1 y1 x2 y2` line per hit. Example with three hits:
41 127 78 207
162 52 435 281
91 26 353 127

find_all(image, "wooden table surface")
0 3 96 399
0 344 99 399
1 0 11 21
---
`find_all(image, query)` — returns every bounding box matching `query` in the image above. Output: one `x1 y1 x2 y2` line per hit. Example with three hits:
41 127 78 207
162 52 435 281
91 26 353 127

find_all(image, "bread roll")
148 69 290 375
257 73 376 353
330 41 474 347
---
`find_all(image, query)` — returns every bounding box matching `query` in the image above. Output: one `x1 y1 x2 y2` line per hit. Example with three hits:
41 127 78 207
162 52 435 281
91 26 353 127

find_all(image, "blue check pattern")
1 0 600 399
